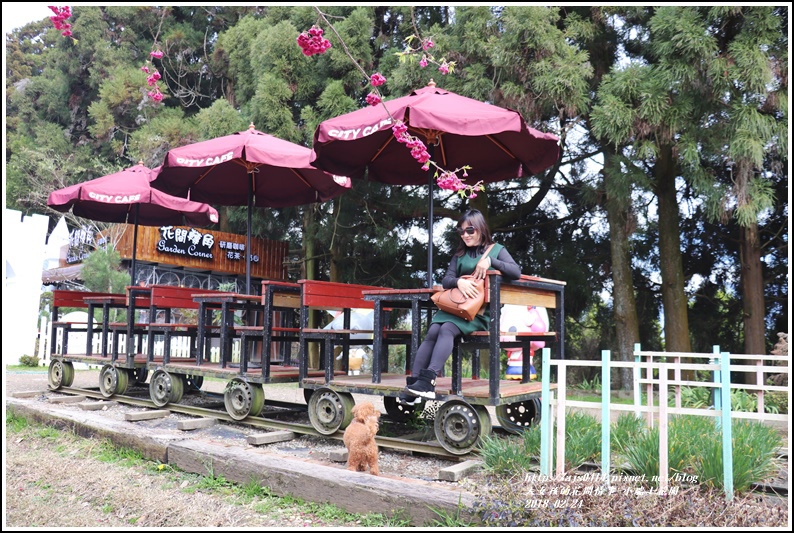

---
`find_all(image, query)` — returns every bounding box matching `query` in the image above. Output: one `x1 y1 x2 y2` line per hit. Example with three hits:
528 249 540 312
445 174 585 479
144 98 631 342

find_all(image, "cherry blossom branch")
300 7 482 199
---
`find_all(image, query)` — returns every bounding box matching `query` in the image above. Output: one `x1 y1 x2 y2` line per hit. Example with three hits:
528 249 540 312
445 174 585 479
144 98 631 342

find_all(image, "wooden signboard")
114 224 288 280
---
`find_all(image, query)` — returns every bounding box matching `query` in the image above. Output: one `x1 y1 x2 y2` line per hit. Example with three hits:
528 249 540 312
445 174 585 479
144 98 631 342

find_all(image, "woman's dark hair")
454 209 494 256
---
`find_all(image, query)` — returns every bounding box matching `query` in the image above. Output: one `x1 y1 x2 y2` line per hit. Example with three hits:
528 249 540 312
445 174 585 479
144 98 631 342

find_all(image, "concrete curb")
6 398 478 525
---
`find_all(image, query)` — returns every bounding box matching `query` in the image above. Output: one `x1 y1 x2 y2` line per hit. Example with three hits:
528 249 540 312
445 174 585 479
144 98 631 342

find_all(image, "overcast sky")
3 2 54 36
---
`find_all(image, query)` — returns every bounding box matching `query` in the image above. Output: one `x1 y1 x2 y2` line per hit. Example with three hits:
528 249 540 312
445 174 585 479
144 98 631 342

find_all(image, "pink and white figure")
499 304 549 380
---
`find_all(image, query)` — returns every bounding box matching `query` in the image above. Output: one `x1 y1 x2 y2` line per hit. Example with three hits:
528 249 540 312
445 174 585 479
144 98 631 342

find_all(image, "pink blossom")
365 92 381 106
150 49 164 59
436 171 466 191
438 62 449 75
141 65 150 73
422 38 434 51
297 25 331 56
419 56 428 68
49 5 73 37
370 72 387 87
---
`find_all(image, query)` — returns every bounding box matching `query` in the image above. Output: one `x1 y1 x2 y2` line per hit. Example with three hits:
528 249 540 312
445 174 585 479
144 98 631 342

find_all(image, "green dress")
431 243 504 335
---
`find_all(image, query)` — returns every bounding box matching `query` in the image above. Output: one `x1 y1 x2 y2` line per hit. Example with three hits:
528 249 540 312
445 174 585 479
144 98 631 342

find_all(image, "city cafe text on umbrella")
47 162 219 285
310 80 560 287
150 124 351 294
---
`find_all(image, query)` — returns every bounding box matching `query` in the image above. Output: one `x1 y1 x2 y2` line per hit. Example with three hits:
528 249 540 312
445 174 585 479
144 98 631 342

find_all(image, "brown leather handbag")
430 245 494 321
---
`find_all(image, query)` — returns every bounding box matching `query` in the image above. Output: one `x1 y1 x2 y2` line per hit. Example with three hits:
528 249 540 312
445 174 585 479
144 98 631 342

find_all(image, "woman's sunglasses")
456 226 477 235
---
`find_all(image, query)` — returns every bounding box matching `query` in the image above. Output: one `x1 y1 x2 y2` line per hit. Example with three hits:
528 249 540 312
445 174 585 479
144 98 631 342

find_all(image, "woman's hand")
457 276 482 299
473 256 491 280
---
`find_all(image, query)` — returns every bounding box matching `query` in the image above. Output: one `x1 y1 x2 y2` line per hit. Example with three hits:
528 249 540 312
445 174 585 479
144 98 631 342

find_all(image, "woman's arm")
490 247 521 280
440 255 460 289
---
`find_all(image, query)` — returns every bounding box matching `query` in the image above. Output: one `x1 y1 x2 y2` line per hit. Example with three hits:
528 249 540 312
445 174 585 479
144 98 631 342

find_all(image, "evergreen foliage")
5 6 787 360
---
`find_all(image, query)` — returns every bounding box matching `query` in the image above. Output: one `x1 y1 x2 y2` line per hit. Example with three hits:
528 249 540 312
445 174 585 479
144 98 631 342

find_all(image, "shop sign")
156 226 215 260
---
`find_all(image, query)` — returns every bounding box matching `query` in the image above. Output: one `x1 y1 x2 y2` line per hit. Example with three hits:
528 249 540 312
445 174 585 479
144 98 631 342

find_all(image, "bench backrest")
299 280 387 311
149 284 225 310
52 290 122 310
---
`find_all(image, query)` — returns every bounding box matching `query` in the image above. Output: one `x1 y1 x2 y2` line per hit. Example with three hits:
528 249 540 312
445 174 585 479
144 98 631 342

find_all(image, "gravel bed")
6 368 486 487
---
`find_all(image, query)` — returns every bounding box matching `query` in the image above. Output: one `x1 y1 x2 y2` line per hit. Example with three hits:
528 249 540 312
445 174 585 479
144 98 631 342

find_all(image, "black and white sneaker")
397 390 422 405
406 369 437 400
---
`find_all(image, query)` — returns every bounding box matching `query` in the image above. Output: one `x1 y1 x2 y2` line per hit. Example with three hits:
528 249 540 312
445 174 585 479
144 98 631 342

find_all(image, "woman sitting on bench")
398 208 521 404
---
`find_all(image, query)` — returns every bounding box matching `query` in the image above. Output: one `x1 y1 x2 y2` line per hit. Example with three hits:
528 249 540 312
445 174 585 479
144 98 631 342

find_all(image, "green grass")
6 364 47 372
566 390 658 406
6 409 422 526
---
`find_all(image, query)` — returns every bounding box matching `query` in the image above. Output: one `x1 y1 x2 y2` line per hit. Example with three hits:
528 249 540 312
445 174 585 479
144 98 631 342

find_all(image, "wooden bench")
450 272 565 401
84 290 152 360
143 284 227 363
50 289 126 357
231 280 302 379
298 280 412 384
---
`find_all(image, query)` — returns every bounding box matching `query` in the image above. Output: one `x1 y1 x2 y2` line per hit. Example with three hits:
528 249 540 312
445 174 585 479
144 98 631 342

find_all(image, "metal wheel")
149 368 185 407
99 364 130 398
495 398 540 434
303 387 314 405
136 266 157 286
158 271 180 286
433 399 488 455
384 395 424 422
134 368 149 385
48 360 74 390
223 378 265 421
184 375 204 391
182 275 202 289
474 404 493 437
307 388 355 435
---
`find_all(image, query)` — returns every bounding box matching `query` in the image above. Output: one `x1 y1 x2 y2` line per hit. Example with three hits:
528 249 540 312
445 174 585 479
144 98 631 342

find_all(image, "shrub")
694 419 783 493
610 413 645 454
764 391 787 414
478 433 536 476
564 411 601 468
18 355 40 367
618 416 702 483
676 385 712 409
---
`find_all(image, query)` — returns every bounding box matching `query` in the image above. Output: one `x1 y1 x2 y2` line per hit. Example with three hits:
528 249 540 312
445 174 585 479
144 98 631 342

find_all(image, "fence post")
540 347 552 476
601 349 611 484
555 362 567 476
38 315 49 362
658 361 669 495
720 351 734 501
712 345 722 424
633 343 642 419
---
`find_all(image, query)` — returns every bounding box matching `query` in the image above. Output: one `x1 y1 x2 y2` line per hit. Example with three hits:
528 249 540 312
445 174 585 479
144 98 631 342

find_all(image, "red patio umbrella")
310 81 560 286
150 124 351 294
47 162 219 284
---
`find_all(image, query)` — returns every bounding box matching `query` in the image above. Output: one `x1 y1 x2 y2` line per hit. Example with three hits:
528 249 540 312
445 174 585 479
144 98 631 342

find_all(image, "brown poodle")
342 401 381 475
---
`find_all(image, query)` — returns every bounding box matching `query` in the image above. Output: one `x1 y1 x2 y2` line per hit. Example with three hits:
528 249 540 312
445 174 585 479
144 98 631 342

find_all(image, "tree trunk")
739 222 766 385
218 206 232 233
605 167 640 390
655 145 691 355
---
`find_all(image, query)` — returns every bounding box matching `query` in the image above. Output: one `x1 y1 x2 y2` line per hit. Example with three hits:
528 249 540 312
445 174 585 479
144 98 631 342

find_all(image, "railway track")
32 381 790 498
56 384 471 461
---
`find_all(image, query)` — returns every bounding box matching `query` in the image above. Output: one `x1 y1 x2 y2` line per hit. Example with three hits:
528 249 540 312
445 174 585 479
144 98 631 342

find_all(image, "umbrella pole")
131 206 139 285
425 144 438 288
427 169 434 288
246 172 253 295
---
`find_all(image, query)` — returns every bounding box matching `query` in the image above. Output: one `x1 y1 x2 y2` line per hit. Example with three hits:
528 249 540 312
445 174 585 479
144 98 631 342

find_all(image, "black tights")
411 322 461 376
